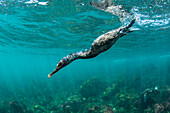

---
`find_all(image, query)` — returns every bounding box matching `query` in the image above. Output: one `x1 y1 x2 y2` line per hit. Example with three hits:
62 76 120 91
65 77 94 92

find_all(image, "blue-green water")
0 0 170 113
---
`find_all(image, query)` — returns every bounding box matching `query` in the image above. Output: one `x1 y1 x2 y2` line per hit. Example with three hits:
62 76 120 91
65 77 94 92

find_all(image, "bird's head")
48 58 68 78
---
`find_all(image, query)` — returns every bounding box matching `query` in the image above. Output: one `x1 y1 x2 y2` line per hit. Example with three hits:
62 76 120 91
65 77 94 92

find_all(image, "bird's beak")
48 67 60 78
48 74 53 78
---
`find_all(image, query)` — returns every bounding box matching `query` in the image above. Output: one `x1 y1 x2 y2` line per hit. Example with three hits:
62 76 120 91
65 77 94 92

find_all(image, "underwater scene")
0 0 170 113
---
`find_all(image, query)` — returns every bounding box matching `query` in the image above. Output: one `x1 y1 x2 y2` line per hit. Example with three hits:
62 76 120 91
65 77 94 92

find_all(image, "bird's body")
90 27 126 57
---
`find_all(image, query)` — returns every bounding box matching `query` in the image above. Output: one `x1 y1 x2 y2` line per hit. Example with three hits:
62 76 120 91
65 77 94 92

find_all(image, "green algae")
0 75 169 113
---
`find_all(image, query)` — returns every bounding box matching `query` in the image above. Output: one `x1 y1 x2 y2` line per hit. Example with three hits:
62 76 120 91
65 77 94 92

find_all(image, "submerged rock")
142 88 160 104
0 100 8 113
79 78 106 99
102 83 120 101
154 101 170 113
62 95 84 113
9 101 25 113
138 88 160 111
113 90 139 113
50 111 58 113
88 105 114 113
32 104 45 113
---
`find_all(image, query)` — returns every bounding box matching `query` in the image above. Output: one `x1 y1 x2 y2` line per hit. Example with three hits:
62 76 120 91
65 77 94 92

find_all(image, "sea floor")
0 74 169 113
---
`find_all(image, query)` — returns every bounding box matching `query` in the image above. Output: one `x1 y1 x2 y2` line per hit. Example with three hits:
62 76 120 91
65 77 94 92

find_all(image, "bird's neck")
63 50 90 64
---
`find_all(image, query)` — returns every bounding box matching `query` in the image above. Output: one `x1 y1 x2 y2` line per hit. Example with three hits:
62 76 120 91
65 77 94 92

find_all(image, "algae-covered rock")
0 100 8 113
87 105 114 113
114 90 139 112
62 95 84 113
32 104 45 113
135 88 160 112
144 107 154 113
102 83 119 101
154 102 170 113
50 111 58 113
79 78 106 99
9 101 25 113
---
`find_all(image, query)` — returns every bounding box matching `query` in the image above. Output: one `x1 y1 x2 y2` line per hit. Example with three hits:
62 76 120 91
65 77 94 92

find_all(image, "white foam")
25 0 38 4
131 6 170 30
38 2 48 5
25 0 48 5
129 27 140 31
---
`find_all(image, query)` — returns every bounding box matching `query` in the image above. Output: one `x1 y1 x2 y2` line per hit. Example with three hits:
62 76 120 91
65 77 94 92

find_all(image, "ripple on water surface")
0 0 169 56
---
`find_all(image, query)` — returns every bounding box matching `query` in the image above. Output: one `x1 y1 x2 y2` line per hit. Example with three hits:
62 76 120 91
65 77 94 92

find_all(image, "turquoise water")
0 0 170 113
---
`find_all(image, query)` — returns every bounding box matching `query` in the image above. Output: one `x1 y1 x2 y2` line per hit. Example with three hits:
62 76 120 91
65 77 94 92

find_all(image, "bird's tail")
120 18 136 33
126 18 136 29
